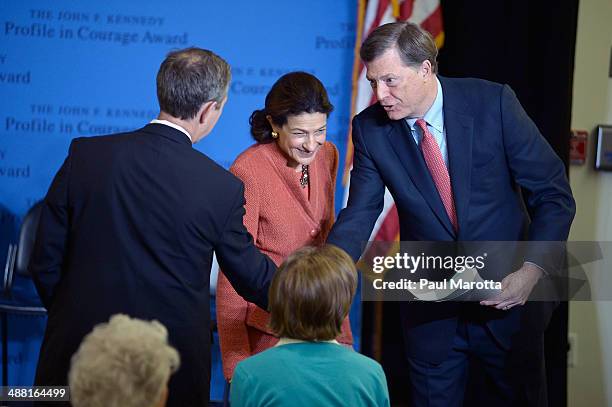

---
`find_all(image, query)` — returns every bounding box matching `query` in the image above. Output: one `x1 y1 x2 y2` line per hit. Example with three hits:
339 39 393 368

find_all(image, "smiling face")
269 112 327 170
365 47 437 120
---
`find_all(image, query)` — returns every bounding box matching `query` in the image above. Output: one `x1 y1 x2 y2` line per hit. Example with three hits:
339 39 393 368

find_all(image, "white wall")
568 0 612 405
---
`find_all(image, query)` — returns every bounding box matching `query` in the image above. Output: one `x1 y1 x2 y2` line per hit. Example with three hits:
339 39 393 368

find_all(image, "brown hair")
249 72 334 143
360 21 438 73
269 245 357 341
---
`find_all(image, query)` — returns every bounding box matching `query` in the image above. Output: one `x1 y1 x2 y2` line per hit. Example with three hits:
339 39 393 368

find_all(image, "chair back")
15 201 43 277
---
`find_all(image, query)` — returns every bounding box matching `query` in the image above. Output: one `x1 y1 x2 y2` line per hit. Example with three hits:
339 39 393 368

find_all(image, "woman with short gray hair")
69 314 180 407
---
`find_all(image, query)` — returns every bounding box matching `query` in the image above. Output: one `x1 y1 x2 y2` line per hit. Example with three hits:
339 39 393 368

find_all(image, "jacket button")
310 229 319 238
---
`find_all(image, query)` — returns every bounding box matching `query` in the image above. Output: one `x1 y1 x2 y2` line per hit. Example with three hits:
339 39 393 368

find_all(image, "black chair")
1 201 46 386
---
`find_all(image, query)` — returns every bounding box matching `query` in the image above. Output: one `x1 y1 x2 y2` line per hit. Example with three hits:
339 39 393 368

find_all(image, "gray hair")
156 47 231 120
69 314 180 407
360 21 438 73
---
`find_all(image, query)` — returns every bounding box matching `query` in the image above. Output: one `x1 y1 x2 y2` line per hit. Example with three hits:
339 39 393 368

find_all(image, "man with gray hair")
30 47 276 406
327 22 574 406
69 314 179 407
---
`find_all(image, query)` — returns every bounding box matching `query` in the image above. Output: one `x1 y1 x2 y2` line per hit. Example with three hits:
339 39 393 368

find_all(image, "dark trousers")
406 318 547 407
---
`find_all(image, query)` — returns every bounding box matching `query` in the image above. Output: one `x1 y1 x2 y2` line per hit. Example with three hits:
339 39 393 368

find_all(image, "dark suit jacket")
30 123 276 407
327 76 575 364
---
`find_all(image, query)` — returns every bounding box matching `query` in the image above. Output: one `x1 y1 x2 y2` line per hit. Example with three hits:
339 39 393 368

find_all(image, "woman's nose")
303 136 318 151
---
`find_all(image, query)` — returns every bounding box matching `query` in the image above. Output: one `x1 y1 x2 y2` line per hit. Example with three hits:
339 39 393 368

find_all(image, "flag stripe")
373 204 400 241
343 0 389 184
399 0 414 21
419 7 443 38
343 0 444 247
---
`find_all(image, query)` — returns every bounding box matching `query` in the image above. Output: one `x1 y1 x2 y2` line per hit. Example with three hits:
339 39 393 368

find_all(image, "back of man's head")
156 47 231 120
69 314 180 407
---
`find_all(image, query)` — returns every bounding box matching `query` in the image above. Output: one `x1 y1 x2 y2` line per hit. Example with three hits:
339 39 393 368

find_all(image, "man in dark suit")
327 22 575 406
29 48 276 407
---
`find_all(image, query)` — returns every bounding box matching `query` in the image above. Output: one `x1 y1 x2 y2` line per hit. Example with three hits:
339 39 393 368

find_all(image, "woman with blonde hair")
69 314 179 407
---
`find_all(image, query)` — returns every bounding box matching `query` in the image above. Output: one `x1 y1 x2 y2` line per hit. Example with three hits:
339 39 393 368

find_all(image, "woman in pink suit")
216 72 353 381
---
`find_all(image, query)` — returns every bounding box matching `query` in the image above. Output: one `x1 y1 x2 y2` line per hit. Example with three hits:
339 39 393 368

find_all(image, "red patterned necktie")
415 119 458 232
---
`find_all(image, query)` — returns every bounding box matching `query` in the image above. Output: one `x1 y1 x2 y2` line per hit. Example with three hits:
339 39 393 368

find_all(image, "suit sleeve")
327 116 385 262
29 141 75 309
214 177 275 311
500 85 575 270
216 159 261 379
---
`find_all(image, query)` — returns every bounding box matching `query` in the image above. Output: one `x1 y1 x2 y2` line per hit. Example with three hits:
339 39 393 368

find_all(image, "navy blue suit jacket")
30 123 276 406
327 77 575 363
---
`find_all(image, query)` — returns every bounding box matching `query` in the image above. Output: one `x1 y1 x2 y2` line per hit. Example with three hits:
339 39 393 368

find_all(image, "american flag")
342 0 444 359
342 0 444 245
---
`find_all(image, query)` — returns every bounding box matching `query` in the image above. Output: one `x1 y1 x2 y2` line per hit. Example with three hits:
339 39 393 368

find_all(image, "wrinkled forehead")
365 62 418 82
364 47 416 80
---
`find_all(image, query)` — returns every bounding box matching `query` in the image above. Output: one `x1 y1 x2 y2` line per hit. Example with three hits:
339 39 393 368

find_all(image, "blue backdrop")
1 0 359 400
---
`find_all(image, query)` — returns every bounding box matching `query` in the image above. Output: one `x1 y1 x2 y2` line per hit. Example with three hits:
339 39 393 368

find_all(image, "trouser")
406 318 547 407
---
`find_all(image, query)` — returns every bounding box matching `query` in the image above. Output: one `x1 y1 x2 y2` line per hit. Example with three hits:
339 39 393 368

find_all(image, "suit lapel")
387 119 455 236
441 78 474 236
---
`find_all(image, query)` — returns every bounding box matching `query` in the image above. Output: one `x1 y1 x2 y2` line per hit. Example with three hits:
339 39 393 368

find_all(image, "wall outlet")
568 332 578 368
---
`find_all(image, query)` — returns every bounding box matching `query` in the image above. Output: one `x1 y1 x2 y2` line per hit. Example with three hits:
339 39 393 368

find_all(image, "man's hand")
480 262 543 310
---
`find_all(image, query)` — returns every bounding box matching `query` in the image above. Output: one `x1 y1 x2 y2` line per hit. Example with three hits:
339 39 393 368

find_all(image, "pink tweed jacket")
216 141 353 380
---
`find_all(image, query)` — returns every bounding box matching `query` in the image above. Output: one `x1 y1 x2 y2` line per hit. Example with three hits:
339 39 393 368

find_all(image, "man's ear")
197 100 217 125
420 60 433 79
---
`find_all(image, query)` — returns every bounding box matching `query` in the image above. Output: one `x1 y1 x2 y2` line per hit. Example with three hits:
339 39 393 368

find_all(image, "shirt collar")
150 119 192 142
405 76 444 133
274 337 340 347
